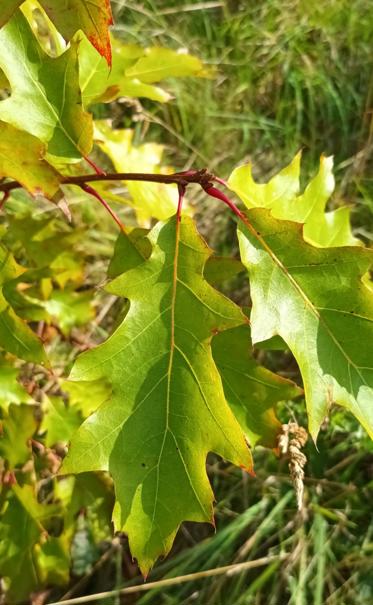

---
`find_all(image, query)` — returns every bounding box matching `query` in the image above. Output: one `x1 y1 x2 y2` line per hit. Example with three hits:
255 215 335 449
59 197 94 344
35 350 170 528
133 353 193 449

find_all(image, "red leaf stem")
213 176 228 188
80 184 125 231
177 184 186 220
83 156 107 176
204 186 245 221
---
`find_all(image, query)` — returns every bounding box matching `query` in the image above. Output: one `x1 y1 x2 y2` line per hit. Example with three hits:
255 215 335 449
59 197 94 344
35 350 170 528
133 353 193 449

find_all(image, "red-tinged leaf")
39 0 113 66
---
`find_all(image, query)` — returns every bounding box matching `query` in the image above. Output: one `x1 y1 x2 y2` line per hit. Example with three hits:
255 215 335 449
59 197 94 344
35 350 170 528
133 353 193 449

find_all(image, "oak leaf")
63 216 252 573
238 209 373 440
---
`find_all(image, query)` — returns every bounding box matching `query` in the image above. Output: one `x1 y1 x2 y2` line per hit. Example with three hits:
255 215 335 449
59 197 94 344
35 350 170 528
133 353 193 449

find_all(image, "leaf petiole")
80 184 126 231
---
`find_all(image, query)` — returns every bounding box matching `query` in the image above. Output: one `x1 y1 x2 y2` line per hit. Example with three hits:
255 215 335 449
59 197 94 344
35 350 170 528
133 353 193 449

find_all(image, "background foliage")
0 1 372 604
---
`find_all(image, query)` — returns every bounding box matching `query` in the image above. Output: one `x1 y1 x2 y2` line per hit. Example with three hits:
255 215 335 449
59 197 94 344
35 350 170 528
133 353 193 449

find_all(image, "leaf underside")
238 209 373 440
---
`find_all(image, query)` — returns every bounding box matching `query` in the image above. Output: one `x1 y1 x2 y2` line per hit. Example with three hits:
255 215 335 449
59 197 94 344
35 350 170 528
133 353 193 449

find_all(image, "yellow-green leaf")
0 485 62 602
126 47 210 83
61 379 111 418
41 396 83 447
0 121 62 197
229 153 360 247
0 361 33 410
0 244 47 364
0 404 36 467
79 36 171 106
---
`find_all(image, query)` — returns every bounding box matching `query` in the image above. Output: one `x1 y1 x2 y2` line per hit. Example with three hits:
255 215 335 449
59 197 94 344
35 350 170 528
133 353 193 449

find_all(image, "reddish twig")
0 167 255 234
0 169 215 195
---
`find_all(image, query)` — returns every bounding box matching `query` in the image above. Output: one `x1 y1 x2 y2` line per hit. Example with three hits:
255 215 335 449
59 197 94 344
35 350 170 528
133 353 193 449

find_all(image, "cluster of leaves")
0 1 372 602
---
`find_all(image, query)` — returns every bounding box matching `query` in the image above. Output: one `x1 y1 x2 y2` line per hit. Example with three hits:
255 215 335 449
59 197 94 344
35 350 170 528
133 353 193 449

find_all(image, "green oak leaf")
56 473 114 546
35 536 70 587
42 289 95 335
238 208 373 440
0 11 92 159
0 404 37 467
0 361 33 410
4 287 94 335
107 227 150 278
79 37 209 106
41 396 83 447
212 324 302 447
0 487 42 602
229 153 360 247
94 121 180 222
0 484 61 603
0 244 47 364
63 215 252 573
32 473 114 590
0 121 62 198
3 211 85 286
204 256 246 285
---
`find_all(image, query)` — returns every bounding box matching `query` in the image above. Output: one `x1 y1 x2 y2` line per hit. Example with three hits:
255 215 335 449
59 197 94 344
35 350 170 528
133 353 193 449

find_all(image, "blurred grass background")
61 2 373 604
112 0 373 213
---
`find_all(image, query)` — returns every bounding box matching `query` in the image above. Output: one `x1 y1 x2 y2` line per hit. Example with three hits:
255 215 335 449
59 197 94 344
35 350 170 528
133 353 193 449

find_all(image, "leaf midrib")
148 216 209 540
